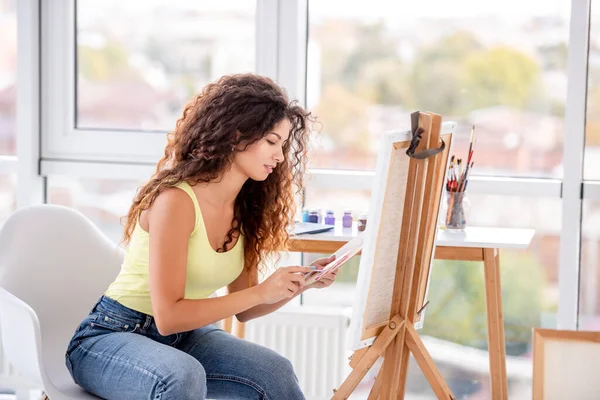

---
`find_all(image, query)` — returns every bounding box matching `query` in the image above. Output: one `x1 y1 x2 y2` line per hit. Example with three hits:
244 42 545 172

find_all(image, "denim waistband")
94 295 156 331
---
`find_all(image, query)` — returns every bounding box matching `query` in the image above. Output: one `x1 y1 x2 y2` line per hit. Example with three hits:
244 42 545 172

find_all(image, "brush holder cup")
440 190 471 232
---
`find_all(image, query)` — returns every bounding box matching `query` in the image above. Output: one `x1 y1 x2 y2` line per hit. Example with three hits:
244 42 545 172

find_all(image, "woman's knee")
271 353 296 379
162 356 207 399
263 352 304 399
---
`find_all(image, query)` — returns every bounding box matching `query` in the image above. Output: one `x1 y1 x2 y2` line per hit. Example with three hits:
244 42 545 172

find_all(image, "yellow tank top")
105 181 245 316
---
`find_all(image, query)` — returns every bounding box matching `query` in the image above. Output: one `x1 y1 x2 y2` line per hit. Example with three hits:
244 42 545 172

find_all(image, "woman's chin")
249 172 270 182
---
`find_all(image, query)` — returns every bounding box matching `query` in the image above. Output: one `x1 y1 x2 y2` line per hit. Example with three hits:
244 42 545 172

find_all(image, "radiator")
244 306 350 400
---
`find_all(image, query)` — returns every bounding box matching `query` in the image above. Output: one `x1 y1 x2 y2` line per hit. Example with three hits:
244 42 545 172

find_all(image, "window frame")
40 0 278 164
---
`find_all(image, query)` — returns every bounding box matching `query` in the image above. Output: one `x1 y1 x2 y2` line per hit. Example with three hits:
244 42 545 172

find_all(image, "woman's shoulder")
154 183 193 206
146 185 197 230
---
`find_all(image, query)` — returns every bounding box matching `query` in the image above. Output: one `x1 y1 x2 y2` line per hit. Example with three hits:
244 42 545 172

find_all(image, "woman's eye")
267 140 276 146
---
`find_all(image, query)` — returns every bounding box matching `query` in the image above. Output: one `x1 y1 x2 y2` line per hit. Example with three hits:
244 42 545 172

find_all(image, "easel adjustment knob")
389 321 397 329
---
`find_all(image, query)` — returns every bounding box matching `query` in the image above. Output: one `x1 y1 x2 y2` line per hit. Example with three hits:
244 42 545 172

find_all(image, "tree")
342 22 400 89
316 21 409 107
409 34 545 116
356 58 410 105
462 46 542 111
409 31 483 116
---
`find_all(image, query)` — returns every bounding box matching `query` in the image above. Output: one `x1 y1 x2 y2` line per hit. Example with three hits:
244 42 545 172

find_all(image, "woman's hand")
257 266 312 304
305 255 338 290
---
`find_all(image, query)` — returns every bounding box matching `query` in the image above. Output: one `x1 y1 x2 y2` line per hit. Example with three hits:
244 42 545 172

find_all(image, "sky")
75 0 573 24
310 0 572 24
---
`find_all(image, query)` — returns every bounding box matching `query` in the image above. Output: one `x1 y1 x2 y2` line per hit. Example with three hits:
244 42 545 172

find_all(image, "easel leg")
333 317 405 400
380 325 408 400
368 366 384 400
483 248 508 400
405 323 454 399
395 343 411 399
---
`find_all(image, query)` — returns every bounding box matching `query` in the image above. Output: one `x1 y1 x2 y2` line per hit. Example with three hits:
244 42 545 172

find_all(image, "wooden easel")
332 112 454 400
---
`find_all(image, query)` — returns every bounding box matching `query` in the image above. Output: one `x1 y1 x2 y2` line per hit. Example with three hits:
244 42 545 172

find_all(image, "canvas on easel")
333 112 455 400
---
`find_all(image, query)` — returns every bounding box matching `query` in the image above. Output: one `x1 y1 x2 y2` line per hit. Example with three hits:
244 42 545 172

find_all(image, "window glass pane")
0 173 17 225
47 176 143 244
308 0 569 177
301 189 560 398
76 0 256 131
585 3 600 180
0 0 17 155
579 200 600 329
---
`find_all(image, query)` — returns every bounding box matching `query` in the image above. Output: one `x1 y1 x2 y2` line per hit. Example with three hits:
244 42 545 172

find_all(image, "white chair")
0 205 123 399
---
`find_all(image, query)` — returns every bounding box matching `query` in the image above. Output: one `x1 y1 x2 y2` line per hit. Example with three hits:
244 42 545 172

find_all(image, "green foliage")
462 46 541 111
315 22 549 147
420 250 546 355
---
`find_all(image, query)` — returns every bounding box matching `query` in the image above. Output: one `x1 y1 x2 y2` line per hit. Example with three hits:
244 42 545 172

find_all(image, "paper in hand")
304 233 365 286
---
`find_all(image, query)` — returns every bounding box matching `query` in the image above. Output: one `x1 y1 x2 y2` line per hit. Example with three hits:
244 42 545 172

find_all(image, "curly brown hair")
122 74 314 286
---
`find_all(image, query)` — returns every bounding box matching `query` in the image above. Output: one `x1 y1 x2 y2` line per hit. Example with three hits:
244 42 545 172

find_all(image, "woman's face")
232 118 291 181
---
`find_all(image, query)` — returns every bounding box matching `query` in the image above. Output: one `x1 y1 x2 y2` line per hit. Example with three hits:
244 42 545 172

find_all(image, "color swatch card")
304 233 365 286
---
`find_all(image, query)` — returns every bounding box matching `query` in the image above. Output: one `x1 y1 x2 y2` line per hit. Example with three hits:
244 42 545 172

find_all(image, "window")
0 0 17 155
42 1 259 163
307 0 569 177
47 176 143 244
76 0 256 132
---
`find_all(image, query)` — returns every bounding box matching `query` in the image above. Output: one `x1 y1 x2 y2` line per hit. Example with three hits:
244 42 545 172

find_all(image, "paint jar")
342 210 353 228
357 213 368 232
308 210 319 223
324 210 335 225
302 209 309 222
315 209 323 224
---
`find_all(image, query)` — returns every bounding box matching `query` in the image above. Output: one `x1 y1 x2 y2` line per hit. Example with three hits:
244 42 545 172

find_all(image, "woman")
65 73 337 399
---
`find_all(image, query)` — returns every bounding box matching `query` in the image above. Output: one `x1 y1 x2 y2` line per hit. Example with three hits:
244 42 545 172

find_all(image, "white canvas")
347 121 456 351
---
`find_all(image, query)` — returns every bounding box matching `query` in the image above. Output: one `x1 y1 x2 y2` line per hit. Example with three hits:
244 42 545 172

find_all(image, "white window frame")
558 0 590 330
40 0 281 166
16 0 44 207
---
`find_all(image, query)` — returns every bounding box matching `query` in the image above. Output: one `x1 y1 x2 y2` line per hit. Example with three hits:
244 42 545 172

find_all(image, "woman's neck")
194 168 247 208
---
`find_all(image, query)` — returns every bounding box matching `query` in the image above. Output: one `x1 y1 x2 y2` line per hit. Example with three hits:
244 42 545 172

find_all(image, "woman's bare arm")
228 267 305 323
147 188 266 335
146 188 309 335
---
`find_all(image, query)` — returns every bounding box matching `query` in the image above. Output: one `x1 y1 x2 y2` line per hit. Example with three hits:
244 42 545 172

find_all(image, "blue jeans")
65 296 305 400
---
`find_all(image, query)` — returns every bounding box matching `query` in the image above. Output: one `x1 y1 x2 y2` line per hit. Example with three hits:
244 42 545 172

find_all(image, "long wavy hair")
122 74 314 286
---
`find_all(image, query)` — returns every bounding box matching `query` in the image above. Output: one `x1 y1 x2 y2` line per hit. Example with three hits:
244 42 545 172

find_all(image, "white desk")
289 223 533 249
287 224 535 400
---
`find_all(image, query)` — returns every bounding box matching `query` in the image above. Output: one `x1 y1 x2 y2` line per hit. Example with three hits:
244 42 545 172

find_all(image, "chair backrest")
0 204 123 391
